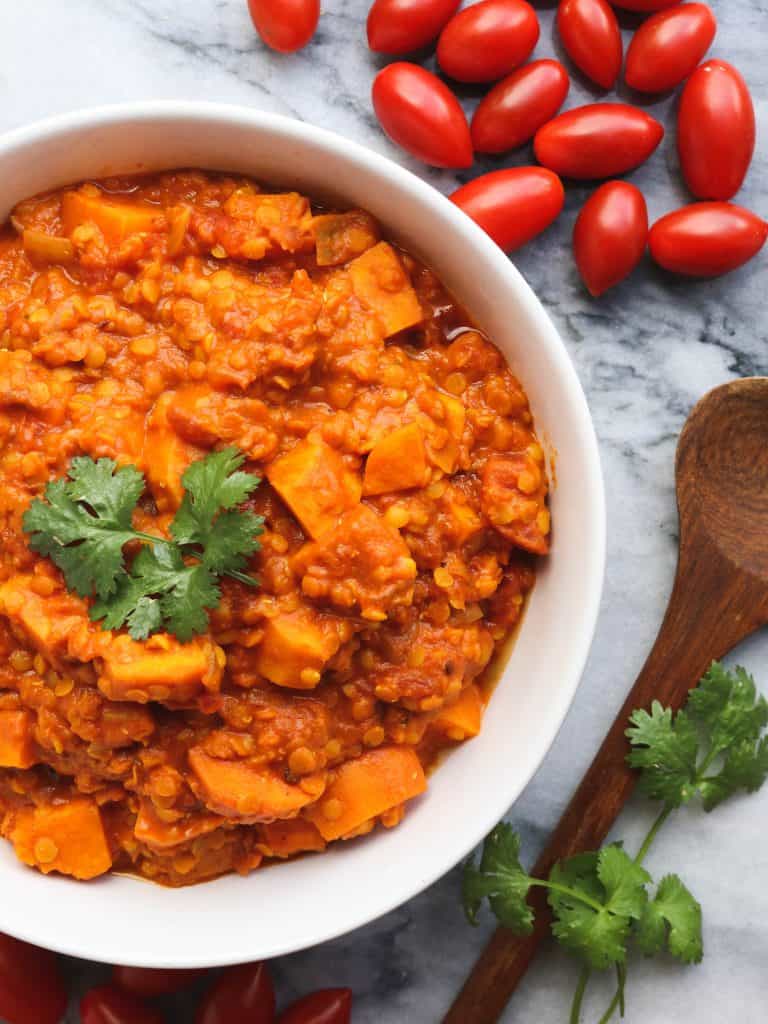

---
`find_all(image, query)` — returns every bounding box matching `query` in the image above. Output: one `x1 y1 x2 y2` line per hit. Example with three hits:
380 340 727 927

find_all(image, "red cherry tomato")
610 0 681 10
471 60 570 154
0 933 67 1024
247 0 320 53
112 966 209 998
678 60 756 200
450 168 565 252
437 0 540 83
649 203 768 276
556 0 622 90
372 62 473 167
573 181 648 296
195 962 276 1024
277 988 352 1024
534 103 664 179
625 3 716 93
80 985 165 1024
367 0 460 53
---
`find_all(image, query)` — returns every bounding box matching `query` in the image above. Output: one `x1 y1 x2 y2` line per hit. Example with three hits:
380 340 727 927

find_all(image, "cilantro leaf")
597 845 650 921
636 874 702 964
27 449 262 642
23 473 138 600
171 447 261 546
687 664 768 756
200 508 264 577
549 849 649 970
626 702 700 807
462 824 534 932
699 736 768 811
63 456 144 527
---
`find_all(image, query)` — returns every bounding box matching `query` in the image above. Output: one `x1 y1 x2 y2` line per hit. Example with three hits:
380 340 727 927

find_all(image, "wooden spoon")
445 377 768 1024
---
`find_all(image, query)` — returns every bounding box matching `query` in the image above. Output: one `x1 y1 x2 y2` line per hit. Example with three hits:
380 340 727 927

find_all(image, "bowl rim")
0 101 606 966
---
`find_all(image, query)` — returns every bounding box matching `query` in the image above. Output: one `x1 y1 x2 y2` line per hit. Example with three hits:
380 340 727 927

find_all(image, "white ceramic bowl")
0 102 605 967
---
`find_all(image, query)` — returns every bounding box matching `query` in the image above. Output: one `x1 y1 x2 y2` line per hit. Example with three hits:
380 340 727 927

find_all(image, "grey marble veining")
1 1 767 1021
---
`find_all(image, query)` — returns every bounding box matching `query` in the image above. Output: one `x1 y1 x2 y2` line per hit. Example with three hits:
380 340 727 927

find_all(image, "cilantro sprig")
462 663 768 1023
23 448 263 642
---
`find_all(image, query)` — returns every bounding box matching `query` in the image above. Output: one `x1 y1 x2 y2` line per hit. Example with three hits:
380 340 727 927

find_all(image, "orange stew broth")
0 171 549 886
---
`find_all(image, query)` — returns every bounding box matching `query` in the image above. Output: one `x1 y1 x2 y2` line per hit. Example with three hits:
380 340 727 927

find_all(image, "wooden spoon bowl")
446 377 768 1024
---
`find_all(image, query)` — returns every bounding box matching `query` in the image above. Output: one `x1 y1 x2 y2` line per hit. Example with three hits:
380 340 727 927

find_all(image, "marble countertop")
1 1 767 1021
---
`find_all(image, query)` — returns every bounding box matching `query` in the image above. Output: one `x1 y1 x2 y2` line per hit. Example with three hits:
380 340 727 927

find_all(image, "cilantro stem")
596 984 622 1024
528 878 606 914
131 532 259 587
569 965 591 1024
634 804 673 866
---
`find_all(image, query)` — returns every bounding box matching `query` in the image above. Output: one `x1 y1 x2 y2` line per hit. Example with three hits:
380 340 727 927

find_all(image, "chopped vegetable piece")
305 746 426 840
98 633 224 704
363 421 429 495
348 242 423 338
431 683 483 740
189 749 321 820
0 710 37 768
9 798 112 879
266 436 362 538
255 607 345 688
262 818 326 857
22 229 74 263
61 189 165 244
312 210 381 266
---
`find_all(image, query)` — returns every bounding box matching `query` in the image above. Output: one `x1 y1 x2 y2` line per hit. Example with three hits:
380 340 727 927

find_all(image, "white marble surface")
1 2 767 1021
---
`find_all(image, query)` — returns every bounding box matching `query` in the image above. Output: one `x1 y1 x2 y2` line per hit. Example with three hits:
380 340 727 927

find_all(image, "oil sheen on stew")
0 171 549 886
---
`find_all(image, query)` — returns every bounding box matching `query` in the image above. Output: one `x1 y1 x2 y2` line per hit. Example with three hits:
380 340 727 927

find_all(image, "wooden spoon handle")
444 538 759 1024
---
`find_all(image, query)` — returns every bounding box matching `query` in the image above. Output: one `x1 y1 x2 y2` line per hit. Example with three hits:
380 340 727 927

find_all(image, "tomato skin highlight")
195 961 276 1024
277 988 353 1024
437 0 540 83
112 966 209 998
247 0 320 53
471 60 570 153
649 203 768 276
556 0 622 90
372 62 473 167
0 933 68 1024
677 60 756 200
80 985 165 1024
625 3 716 93
534 103 664 179
450 168 565 252
367 0 461 53
610 0 681 10
573 182 648 296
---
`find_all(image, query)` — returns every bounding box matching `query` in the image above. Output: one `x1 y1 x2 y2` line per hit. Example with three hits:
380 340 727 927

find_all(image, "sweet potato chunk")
142 393 203 512
0 710 37 768
0 578 98 667
266 436 361 539
61 189 165 245
189 749 320 821
255 608 345 689
363 422 428 496
262 818 326 858
312 210 380 267
430 684 483 741
98 633 224 704
305 746 426 841
134 800 224 851
348 242 423 338
296 504 416 619
9 799 112 879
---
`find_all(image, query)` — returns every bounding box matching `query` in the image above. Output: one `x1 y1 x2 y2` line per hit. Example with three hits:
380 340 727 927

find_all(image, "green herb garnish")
462 663 768 1023
23 448 263 642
